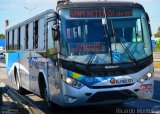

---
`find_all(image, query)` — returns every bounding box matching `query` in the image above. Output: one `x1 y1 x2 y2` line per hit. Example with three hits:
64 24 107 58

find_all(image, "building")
0 38 5 51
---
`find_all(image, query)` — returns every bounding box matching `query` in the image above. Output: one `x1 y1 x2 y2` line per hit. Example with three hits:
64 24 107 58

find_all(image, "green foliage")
154 39 160 52
155 27 160 38
0 34 5 39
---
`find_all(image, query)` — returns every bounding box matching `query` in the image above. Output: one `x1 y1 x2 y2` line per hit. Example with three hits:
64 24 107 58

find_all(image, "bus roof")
6 9 55 32
57 1 144 11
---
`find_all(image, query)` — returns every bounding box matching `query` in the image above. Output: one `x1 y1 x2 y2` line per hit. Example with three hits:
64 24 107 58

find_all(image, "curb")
1 82 44 114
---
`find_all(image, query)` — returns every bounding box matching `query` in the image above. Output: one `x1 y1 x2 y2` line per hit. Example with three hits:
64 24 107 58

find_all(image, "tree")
0 34 5 39
155 27 160 38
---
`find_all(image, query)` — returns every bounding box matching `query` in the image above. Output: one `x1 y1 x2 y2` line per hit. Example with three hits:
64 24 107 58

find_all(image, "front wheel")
47 101 61 112
39 79 61 112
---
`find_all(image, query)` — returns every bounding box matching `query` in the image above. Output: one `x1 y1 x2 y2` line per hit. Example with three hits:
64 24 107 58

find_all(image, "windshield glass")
59 8 152 64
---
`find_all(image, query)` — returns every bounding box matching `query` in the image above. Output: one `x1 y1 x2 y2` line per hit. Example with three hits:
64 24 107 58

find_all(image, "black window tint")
12 30 14 49
18 27 21 50
34 20 38 49
7 32 9 50
25 24 29 49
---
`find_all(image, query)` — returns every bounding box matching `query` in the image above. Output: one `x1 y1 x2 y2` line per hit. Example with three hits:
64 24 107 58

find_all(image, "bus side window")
12 30 14 50
38 18 45 50
28 23 33 50
14 29 18 50
25 24 29 49
47 21 54 57
34 20 39 49
18 27 21 50
9 31 12 50
7 32 9 50
20 26 25 50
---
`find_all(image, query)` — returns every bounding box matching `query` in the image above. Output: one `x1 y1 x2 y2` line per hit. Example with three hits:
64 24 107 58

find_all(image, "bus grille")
87 90 137 103
90 83 134 89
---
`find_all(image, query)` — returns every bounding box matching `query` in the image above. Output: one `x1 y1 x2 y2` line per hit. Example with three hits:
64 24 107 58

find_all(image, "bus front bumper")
59 78 154 107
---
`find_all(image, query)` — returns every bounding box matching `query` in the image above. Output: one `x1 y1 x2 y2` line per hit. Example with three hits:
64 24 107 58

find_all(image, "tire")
39 78 47 99
39 77 60 112
48 101 61 112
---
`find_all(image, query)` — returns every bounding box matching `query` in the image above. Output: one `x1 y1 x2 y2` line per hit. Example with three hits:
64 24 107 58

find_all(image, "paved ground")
153 53 160 61
0 62 6 80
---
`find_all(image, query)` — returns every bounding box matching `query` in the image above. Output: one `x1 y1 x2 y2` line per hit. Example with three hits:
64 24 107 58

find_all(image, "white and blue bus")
6 0 154 110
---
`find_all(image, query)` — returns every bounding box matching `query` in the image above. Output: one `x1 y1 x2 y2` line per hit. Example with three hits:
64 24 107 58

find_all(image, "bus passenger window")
25 24 29 49
9 31 12 50
7 32 9 50
34 20 38 49
28 23 33 50
47 21 54 57
18 27 21 50
12 30 14 50
14 29 18 50
20 26 25 50
38 19 45 50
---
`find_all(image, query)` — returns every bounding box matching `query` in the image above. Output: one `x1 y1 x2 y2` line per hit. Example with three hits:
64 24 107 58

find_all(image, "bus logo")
110 78 116 84
110 78 134 85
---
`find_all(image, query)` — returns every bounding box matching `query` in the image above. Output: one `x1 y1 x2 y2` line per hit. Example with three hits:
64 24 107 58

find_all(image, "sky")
0 0 160 35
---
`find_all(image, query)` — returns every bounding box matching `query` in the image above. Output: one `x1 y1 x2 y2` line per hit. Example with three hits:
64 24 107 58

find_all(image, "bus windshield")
59 8 152 65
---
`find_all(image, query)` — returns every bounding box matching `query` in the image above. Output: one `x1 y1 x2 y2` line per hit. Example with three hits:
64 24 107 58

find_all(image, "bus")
6 0 154 110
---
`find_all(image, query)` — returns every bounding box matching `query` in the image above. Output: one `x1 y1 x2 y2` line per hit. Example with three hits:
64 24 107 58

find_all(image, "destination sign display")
69 42 107 54
70 9 132 18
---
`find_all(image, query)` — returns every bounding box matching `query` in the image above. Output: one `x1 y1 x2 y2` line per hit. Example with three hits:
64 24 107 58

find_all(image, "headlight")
139 72 153 83
62 75 84 89
147 72 152 78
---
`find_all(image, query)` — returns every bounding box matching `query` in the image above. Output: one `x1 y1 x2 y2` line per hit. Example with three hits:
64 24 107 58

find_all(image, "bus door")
47 19 60 102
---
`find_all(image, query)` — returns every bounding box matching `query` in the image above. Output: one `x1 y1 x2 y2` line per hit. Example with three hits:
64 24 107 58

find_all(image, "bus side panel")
29 52 48 96
19 52 30 90
6 52 23 85
48 58 61 104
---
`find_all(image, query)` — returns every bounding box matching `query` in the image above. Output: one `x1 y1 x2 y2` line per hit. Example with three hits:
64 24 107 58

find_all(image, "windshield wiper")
110 20 137 65
87 7 109 65
59 52 95 75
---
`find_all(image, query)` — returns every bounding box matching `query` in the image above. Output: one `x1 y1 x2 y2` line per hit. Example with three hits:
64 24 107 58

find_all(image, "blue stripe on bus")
6 52 25 73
